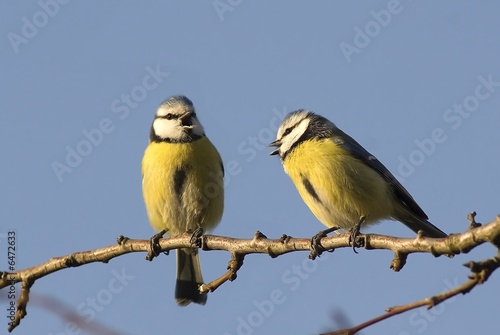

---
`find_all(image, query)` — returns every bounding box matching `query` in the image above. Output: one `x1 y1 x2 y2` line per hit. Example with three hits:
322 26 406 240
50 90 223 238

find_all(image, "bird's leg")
190 225 204 248
348 216 366 253
309 226 339 260
146 229 169 261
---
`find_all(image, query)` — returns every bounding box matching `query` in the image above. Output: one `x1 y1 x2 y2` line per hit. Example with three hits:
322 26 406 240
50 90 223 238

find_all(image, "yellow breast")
283 138 393 229
142 137 224 235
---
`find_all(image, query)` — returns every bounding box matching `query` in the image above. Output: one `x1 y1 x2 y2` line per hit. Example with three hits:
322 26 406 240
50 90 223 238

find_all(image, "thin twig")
200 252 245 293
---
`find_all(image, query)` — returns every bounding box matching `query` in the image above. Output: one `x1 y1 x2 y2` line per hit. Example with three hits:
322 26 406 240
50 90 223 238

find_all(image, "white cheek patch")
153 118 183 140
279 118 310 155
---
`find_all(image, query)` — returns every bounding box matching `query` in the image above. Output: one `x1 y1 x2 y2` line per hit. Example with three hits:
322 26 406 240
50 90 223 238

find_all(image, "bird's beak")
268 139 281 156
179 112 193 129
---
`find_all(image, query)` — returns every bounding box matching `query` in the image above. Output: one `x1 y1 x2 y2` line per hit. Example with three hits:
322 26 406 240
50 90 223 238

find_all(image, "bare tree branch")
1 214 499 332
323 249 500 335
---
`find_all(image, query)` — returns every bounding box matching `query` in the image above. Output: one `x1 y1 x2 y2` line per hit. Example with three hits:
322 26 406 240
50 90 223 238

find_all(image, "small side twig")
468 211 482 229
200 253 244 294
7 278 32 333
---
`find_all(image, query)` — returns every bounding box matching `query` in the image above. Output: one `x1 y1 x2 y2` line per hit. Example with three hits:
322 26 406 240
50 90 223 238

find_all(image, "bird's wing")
331 128 428 219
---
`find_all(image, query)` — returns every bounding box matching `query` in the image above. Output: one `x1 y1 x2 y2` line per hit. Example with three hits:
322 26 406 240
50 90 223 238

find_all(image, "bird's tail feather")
394 206 447 238
175 248 207 306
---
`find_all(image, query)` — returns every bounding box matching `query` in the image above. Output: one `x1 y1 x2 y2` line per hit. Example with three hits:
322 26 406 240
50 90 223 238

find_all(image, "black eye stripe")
283 124 298 136
158 113 177 120
157 112 195 120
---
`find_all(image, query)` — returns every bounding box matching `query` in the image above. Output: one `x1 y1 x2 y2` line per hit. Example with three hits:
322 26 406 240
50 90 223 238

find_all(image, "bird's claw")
190 227 204 248
348 216 366 253
309 226 338 260
147 229 168 261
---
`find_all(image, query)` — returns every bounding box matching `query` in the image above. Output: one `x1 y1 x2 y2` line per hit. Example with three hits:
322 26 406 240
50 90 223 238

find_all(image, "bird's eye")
283 128 292 136
165 113 174 120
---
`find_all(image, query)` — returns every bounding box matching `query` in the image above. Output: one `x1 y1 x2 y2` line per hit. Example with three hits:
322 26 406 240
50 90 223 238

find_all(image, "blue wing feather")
331 128 429 220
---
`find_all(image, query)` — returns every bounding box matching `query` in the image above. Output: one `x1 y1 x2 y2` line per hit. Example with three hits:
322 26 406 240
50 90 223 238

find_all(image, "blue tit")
269 110 446 238
142 95 224 306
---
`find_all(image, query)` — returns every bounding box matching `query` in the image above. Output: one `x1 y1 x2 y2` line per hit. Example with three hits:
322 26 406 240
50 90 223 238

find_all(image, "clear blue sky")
1 2 499 335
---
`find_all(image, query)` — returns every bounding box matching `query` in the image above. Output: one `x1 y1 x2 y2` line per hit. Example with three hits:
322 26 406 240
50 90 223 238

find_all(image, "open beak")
268 139 281 156
179 112 194 129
